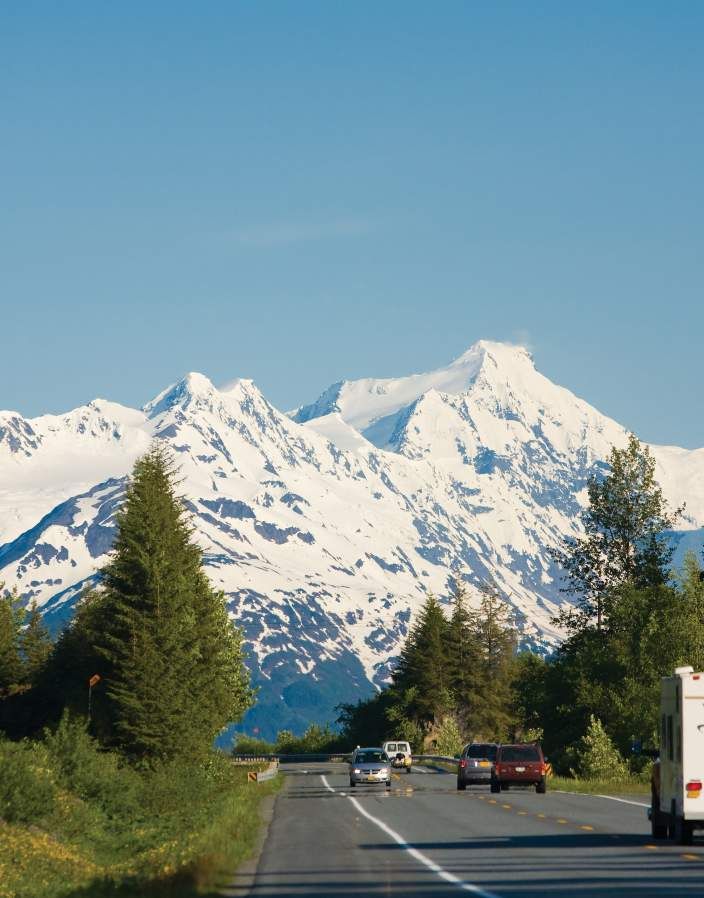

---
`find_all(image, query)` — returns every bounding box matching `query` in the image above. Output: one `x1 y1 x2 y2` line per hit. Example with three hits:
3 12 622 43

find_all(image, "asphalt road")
231 762 704 897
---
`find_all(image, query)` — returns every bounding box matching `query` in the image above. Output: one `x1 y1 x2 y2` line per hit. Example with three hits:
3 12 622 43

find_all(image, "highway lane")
240 763 704 897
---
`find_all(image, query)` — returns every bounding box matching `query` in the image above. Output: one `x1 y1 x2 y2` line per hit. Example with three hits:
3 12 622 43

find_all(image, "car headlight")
381 767 389 775
354 768 361 774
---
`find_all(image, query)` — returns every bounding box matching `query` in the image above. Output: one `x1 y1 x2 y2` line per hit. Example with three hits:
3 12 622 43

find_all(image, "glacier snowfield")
1 340 703 738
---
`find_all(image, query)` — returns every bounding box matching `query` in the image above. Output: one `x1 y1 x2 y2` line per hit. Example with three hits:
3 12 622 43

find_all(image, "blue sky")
2 2 702 447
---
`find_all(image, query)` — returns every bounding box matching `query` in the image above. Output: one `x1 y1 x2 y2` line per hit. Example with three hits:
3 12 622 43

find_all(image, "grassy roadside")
0 744 282 898
549 775 649 796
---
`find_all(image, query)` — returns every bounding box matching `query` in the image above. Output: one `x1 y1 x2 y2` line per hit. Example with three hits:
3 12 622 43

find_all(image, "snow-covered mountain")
1 341 702 738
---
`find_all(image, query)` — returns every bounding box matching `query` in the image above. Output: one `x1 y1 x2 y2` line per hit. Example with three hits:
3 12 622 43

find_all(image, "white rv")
649 665 704 845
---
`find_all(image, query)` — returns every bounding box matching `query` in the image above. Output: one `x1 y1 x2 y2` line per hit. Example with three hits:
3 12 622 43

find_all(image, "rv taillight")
686 780 702 795
459 760 467 768
694 675 701 680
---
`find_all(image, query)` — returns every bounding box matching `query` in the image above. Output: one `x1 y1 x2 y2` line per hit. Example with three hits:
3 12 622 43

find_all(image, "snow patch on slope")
1 340 702 737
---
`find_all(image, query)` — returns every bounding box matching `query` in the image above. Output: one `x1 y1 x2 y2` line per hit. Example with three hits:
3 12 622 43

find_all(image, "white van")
650 666 704 845
382 741 412 773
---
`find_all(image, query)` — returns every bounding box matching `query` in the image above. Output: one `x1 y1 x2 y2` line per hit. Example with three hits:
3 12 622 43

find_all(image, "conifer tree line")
0 590 52 694
3 434 704 775
0 445 253 762
340 435 704 772
517 434 704 770
337 582 518 752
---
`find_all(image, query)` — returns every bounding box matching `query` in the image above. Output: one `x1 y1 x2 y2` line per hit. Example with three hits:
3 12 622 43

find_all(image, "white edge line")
554 789 649 808
321 775 501 898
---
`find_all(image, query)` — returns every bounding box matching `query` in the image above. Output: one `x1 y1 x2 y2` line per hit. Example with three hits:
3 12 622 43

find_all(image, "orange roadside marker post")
88 674 101 721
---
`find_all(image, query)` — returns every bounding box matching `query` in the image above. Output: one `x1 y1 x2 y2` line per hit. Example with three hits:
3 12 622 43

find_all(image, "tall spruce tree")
469 581 517 739
554 434 681 631
391 592 450 729
20 601 52 685
445 580 481 728
97 445 253 760
0 585 23 694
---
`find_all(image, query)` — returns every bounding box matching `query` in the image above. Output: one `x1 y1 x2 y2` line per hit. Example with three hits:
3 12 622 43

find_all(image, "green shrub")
43 713 141 818
275 724 341 754
140 752 235 819
232 734 275 755
571 715 631 782
0 737 56 823
434 716 463 757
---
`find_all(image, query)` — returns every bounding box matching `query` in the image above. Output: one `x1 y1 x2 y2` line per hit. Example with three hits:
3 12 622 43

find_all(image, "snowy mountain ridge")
1 341 702 738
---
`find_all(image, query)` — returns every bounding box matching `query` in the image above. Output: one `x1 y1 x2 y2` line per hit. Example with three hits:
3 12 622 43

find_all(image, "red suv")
490 743 547 794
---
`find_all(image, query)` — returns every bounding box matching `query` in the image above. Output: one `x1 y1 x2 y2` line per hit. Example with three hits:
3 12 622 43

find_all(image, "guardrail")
233 753 354 764
236 753 553 778
233 752 459 765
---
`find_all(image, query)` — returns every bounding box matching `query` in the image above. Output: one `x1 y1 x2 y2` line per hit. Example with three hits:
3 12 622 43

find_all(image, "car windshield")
356 751 387 764
467 743 497 760
500 745 540 762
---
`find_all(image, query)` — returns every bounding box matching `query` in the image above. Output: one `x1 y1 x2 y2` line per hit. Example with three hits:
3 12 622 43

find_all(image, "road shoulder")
218 776 284 897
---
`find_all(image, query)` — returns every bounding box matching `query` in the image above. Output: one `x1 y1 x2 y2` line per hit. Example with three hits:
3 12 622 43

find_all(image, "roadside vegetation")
517 435 704 777
273 435 703 793
0 446 270 898
2 433 702 897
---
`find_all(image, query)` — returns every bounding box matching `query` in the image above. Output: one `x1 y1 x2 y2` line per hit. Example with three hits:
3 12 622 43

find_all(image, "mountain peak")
143 372 216 418
450 339 534 369
291 340 538 442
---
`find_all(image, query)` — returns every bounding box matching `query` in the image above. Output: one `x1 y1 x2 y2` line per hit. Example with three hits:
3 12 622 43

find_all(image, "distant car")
349 747 392 789
491 743 547 793
457 742 498 790
382 741 412 773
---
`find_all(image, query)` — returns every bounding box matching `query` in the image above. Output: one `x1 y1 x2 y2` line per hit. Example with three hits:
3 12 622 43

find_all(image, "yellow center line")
488 799 497 804
517 810 528 816
502 804 512 809
536 813 546 818
644 845 658 851
681 854 700 861
556 818 568 824
579 825 594 831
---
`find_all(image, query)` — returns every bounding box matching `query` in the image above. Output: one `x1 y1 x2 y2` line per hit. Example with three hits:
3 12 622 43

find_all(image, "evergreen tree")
20 601 52 685
391 592 450 729
0 585 24 694
445 580 481 728
336 689 396 747
47 590 107 737
96 444 253 760
512 651 549 739
554 434 682 631
468 582 517 739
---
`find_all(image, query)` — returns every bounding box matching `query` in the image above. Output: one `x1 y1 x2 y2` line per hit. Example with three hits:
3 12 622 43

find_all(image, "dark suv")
457 742 498 790
490 743 547 793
